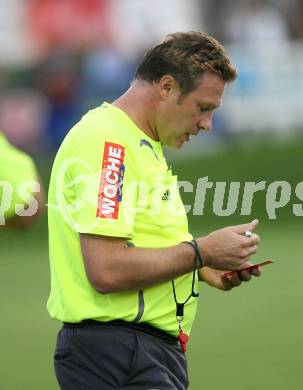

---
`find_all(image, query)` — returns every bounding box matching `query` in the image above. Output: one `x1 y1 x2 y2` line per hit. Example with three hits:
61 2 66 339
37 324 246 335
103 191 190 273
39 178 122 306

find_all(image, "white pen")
245 230 252 237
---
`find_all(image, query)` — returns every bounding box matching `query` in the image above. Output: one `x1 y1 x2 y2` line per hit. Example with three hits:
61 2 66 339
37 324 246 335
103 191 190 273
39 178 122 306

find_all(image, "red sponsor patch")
96 142 125 219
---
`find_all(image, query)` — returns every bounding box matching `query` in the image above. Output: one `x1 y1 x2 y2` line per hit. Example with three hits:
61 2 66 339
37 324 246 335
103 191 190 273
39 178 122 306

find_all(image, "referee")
0 132 44 229
48 32 261 390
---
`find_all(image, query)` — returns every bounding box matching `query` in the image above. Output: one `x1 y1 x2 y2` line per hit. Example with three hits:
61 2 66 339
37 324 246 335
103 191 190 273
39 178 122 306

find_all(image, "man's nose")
198 114 212 132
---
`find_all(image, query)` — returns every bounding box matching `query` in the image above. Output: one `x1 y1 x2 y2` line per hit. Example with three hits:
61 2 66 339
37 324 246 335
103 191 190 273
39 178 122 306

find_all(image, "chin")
174 142 183 149
175 139 185 149
166 140 183 149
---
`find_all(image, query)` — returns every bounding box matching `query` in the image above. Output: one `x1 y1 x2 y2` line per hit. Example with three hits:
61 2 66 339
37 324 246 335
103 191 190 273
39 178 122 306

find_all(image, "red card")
223 260 274 277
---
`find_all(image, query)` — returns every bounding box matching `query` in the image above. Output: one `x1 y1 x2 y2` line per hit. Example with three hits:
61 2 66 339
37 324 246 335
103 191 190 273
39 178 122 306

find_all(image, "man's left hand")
198 263 261 291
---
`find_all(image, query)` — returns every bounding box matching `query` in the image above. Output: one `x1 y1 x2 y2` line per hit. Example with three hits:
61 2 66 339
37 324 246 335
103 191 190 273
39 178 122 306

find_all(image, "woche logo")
96 142 125 219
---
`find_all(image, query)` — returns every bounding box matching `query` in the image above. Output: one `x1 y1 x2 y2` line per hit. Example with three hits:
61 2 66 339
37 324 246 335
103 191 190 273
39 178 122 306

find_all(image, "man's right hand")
197 219 260 271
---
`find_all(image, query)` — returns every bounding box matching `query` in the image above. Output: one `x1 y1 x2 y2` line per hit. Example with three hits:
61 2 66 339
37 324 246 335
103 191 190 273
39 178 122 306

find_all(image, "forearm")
109 245 195 290
81 236 196 293
81 219 261 293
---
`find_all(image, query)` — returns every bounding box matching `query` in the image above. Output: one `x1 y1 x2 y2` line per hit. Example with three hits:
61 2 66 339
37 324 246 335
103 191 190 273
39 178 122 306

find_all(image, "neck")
112 80 159 141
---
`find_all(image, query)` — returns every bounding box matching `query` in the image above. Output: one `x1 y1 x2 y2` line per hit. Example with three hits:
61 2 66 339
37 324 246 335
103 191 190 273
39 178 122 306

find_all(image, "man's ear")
157 75 178 99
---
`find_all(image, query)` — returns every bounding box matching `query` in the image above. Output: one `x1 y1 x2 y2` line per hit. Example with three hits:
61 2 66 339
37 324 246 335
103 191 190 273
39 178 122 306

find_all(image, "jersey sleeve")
55 126 139 238
0 133 38 222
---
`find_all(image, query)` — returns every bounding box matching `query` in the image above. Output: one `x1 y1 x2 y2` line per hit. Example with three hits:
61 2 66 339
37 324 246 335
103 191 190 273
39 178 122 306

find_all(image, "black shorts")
54 321 189 390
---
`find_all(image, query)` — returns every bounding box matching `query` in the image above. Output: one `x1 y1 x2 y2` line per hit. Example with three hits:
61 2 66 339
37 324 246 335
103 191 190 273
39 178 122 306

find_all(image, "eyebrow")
199 102 221 110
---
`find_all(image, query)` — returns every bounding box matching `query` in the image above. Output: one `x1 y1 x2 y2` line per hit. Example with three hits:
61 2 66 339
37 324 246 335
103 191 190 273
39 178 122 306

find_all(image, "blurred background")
1 0 302 389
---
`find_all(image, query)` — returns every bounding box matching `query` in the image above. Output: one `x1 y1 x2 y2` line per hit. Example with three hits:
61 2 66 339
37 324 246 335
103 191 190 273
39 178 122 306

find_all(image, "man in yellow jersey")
0 133 44 229
48 32 261 390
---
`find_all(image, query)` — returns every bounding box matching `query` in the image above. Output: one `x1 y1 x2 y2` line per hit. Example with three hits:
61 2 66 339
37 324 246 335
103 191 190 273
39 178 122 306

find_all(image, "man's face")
156 73 225 148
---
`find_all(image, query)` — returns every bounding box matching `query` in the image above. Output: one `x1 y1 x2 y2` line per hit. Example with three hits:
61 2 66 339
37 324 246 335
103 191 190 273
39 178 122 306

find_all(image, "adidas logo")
162 189 171 201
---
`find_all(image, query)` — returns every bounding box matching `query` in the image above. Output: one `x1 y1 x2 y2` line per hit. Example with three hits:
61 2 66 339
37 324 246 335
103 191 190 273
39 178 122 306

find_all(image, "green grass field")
1 139 302 389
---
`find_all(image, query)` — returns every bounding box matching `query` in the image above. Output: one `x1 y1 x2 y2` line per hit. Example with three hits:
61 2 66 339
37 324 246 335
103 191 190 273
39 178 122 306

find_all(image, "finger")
226 273 242 287
237 263 261 277
230 219 259 235
236 256 252 267
243 234 260 247
246 245 258 257
238 269 251 281
221 276 233 291
248 219 259 231
251 266 261 277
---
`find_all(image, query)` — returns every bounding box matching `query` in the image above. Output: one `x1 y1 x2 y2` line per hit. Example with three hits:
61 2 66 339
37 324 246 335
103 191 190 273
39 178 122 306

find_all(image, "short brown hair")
135 31 237 95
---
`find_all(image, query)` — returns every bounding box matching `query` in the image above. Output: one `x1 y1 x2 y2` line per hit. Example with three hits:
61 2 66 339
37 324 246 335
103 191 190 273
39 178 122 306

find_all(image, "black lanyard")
171 265 199 352
171 266 199 321
171 239 203 320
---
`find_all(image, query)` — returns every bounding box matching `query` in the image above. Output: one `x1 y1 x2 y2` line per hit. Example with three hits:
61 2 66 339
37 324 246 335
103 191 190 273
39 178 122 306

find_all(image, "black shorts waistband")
63 319 178 345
